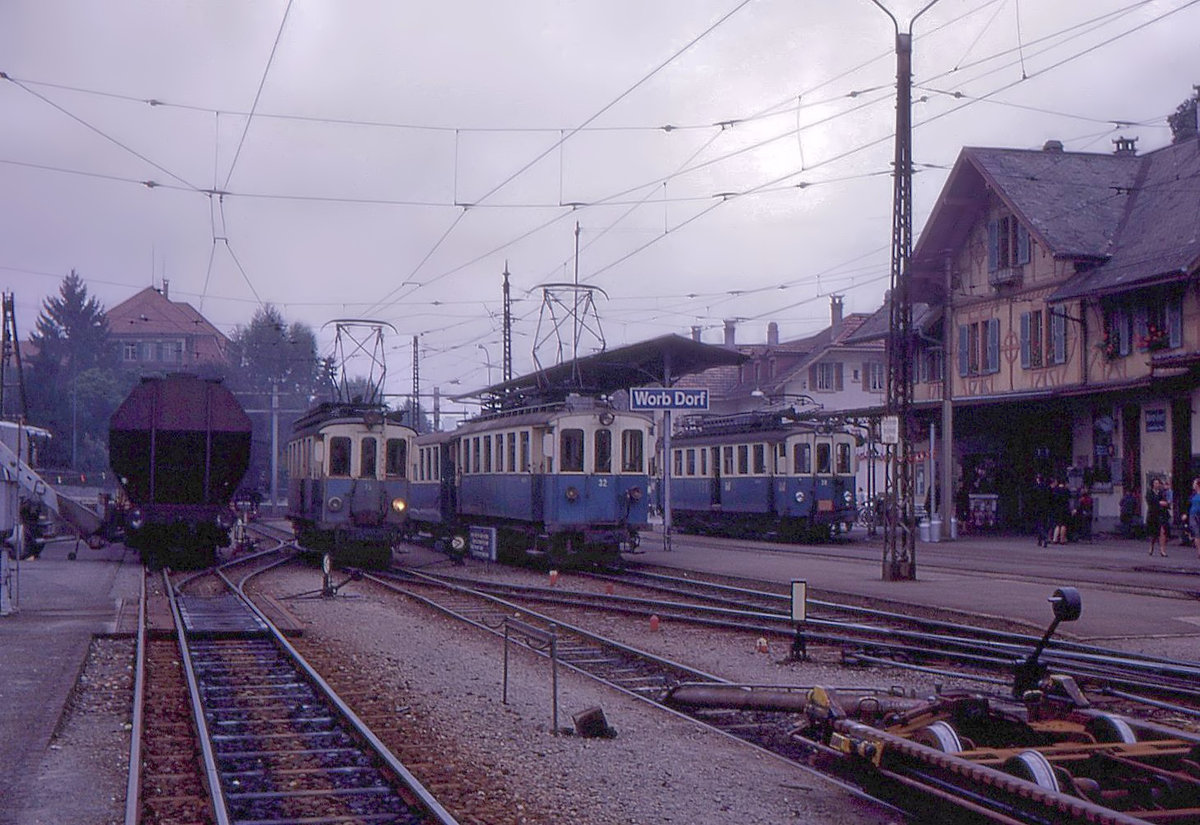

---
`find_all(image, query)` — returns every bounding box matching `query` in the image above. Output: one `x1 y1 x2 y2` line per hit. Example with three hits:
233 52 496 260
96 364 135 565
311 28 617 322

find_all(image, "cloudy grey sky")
2 1 1197 400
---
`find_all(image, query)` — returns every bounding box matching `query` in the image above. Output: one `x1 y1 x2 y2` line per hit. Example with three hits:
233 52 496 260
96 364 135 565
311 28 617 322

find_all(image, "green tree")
1168 90 1198 143
224 305 328 497
26 271 122 469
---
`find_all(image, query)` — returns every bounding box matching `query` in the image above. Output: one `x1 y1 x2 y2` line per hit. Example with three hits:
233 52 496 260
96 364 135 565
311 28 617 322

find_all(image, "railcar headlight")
843 491 853 503
391 497 407 514
327 496 344 512
129 509 144 530
628 487 643 501
794 491 805 504
564 486 580 502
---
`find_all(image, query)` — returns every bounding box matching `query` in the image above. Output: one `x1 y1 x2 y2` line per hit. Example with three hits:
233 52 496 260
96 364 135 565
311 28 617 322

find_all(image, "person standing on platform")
1145 477 1171 557
1075 486 1094 542
1188 477 1200 560
1049 477 1071 545
1030 473 1049 546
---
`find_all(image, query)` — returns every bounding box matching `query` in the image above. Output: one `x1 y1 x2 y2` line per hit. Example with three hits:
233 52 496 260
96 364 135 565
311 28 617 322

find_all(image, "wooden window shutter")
1019 312 1031 368
987 220 999 272
835 362 844 391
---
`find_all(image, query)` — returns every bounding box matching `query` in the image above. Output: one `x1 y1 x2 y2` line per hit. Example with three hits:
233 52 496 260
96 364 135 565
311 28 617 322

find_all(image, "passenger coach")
669 412 856 540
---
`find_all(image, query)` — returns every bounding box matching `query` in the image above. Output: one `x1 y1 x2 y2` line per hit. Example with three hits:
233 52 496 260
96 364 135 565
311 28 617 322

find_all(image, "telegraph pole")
872 0 940 581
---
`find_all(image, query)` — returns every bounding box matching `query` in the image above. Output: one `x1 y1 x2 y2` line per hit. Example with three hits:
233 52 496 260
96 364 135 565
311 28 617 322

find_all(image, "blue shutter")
1016 224 1031 265
1168 297 1183 348
987 221 999 272
1019 313 1030 368
958 325 969 376
986 319 1000 373
1051 309 1067 364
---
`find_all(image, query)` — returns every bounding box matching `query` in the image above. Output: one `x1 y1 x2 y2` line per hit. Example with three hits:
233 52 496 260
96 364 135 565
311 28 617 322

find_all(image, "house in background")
106 281 230 372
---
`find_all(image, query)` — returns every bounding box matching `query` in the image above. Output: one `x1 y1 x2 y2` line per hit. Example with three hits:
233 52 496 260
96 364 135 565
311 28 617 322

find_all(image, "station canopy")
456 333 746 409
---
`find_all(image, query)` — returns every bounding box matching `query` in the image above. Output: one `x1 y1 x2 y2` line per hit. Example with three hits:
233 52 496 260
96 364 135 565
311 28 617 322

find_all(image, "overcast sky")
2 1 1197 405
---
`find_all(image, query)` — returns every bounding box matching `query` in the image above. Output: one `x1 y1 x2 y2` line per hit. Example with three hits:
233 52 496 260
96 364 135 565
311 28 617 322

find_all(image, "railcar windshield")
816 442 832 474
621 428 644 472
836 442 852 474
595 429 612 473
793 442 812 474
329 436 351 476
359 437 377 478
386 438 407 477
560 429 585 472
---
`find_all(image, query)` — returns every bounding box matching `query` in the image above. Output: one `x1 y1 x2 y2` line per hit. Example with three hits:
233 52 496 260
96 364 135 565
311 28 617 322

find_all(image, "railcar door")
710 446 722 507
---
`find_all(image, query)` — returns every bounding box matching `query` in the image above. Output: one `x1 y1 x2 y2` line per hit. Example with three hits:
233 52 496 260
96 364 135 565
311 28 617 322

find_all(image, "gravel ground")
255 560 939 825
20 636 133 825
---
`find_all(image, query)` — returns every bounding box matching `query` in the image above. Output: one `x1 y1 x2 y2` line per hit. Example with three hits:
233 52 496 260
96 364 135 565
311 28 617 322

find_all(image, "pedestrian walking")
1145 477 1171 557
1188 477 1200 560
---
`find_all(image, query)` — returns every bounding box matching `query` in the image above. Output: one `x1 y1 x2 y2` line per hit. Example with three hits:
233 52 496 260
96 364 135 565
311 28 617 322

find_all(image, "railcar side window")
386 438 406 478
836 442 851 474
560 429 585 472
360 437 377 478
483 435 493 473
329 436 351 477
686 449 696 476
673 449 683 477
519 431 531 472
722 446 734 476
737 445 749 475
816 443 832 474
753 444 766 474
595 429 612 473
621 429 644 473
700 448 708 476
793 443 811 474
507 433 516 472
472 437 481 474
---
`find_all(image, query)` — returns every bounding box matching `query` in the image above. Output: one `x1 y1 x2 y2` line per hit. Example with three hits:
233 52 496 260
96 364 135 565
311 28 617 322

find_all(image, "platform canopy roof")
455 333 747 406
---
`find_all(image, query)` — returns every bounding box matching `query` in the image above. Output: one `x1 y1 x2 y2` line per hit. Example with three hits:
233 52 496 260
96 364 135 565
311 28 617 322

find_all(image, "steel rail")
121 571 146 825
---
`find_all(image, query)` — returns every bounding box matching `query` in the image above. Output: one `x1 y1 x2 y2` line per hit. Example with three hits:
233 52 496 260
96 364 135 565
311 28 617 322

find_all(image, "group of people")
1144 476 1200 559
1030 474 1092 546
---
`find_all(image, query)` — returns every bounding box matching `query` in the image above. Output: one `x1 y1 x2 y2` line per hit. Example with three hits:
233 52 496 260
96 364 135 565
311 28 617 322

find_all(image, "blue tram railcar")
410 396 653 567
285 402 414 568
670 413 856 540
109 373 252 568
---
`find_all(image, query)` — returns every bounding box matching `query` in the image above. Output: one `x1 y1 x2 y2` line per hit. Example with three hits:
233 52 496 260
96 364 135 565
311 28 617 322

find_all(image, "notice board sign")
469 525 497 562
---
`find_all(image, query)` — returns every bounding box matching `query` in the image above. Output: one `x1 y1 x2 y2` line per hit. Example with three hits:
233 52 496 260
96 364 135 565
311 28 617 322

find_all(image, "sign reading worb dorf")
629 387 710 411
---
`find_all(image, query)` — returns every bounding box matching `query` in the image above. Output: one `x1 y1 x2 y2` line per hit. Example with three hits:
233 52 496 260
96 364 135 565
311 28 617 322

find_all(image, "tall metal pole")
411 334 420 434
872 0 939 581
502 264 513 383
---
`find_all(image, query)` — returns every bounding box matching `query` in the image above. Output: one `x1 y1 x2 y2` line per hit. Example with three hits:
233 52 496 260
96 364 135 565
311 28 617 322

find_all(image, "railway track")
371 564 1200 824
126 549 459 825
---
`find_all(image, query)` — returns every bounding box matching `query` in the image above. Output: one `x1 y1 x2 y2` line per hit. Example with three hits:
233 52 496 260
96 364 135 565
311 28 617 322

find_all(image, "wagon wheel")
1003 750 1062 792
1085 714 1137 744
913 721 964 753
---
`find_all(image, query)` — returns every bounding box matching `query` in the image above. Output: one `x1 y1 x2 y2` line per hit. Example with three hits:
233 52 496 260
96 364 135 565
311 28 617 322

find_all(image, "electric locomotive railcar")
108 374 252 568
285 402 414 568
669 412 856 540
409 396 654 567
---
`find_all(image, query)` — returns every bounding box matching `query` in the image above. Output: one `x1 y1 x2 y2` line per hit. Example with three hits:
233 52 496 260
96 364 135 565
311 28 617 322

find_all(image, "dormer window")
987 214 1031 286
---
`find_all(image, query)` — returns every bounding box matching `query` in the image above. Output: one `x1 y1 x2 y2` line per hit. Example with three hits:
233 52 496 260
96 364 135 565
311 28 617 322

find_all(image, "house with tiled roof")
908 131 1200 529
106 281 230 371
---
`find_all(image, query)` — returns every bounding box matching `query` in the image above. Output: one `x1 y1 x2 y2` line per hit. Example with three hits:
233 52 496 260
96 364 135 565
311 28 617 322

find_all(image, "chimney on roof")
1042 139 1064 153
830 295 844 336
767 321 779 346
1112 136 1138 156
162 279 169 300
690 325 702 342
723 319 736 348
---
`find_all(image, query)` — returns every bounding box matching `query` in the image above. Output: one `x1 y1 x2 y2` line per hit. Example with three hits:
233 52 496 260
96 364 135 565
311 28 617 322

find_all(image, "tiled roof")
106 286 230 362
1052 138 1200 299
964 146 1141 258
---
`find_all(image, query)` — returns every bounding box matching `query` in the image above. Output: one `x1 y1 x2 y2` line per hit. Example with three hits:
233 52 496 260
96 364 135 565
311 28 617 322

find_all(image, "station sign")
629 387 709 411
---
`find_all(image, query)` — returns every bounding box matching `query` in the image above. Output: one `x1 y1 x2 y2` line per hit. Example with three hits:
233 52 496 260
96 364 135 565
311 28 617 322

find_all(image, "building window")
1020 310 1043 368
987 214 1031 271
123 342 138 362
140 342 156 361
866 362 885 392
813 362 844 391
957 319 1000 376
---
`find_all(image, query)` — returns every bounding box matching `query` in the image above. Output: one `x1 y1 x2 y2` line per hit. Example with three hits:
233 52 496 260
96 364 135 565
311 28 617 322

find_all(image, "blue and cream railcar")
411 396 654 566
285 402 414 568
670 414 856 541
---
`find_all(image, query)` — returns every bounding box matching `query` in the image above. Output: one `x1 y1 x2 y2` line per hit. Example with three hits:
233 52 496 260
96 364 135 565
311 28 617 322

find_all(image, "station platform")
0 537 141 822
633 527 1200 647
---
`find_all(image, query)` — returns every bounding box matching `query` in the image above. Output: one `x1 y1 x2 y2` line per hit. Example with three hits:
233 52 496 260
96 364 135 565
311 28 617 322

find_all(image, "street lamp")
477 344 495 385
750 389 823 414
